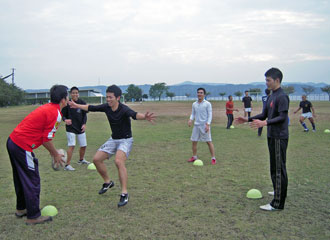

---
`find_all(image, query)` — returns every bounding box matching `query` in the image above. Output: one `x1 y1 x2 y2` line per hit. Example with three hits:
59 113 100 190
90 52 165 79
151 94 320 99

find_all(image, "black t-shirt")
62 98 87 134
88 102 137 139
242 96 252 108
250 87 289 139
299 100 312 113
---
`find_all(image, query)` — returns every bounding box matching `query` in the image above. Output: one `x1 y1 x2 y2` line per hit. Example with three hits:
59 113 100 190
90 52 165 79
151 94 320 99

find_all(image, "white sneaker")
78 159 90 165
268 191 274 196
64 165 75 171
260 203 280 211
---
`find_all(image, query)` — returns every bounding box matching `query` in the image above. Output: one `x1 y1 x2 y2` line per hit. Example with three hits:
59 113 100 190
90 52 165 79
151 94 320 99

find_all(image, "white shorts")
245 108 252 112
66 132 87 147
191 125 212 142
98 137 134 158
302 112 313 119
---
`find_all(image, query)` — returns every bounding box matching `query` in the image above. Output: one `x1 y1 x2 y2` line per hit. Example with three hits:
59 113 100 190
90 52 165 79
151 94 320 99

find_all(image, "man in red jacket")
7 85 68 225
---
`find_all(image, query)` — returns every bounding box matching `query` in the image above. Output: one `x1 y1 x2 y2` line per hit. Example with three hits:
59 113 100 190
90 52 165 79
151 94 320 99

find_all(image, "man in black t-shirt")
236 68 289 211
69 85 155 207
293 95 316 132
62 87 90 171
242 91 253 117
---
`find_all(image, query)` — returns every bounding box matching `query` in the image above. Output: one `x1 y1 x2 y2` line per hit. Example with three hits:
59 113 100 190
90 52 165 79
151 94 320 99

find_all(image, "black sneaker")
118 193 129 207
98 181 114 195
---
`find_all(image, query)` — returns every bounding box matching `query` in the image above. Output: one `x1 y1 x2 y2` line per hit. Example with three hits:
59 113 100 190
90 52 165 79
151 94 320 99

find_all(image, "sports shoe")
312 129 316 132
259 203 280 211
15 209 27 218
304 129 309 132
211 158 216 165
268 191 274 196
78 159 90 165
64 165 75 171
188 157 196 162
98 181 114 195
118 193 129 207
26 216 52 225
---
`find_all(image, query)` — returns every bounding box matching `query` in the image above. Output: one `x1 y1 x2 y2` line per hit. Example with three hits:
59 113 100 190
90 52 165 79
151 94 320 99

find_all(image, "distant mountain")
25 82 329 97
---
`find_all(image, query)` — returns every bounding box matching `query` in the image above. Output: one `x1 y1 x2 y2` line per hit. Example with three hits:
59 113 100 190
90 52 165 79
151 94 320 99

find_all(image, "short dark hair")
265 67 283 83
70 86 79 92
106 85 122 98
197 88 206 94
265 89 271 95
228 95 232 99
245 90 249 93
50 85 68 104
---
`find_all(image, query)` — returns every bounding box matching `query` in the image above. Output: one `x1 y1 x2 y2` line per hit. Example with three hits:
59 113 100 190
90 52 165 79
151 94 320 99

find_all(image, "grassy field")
0 101 329 240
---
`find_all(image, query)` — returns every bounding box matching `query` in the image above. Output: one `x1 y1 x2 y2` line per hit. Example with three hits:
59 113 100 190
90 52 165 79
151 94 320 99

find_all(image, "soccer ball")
51 149 67 171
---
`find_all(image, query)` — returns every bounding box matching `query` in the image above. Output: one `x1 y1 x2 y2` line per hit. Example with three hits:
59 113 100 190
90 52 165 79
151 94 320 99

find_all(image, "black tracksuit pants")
226 114 233 129
267 138 288 209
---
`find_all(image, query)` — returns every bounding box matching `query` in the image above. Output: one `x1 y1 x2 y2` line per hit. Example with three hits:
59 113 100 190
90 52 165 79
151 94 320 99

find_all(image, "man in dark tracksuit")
236 68 289 211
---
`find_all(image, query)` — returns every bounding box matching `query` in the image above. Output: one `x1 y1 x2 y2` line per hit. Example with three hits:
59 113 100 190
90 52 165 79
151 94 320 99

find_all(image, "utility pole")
11 68 15 84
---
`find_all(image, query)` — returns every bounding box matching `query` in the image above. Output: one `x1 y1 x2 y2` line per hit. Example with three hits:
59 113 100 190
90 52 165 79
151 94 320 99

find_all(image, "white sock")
193 156 197 160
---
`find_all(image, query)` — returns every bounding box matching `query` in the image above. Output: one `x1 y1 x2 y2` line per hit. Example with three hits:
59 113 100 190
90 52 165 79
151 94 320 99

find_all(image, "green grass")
0 101 330 239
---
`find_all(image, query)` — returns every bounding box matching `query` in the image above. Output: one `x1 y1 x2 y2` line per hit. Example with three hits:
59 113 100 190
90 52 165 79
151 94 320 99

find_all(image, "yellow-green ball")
87 163 97 170
41 205 58 217
193 159 204 166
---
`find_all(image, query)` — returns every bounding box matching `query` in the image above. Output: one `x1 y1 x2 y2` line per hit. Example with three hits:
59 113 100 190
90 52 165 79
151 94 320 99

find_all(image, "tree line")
0 78 25 107
1 80 330 107
123 82 330 102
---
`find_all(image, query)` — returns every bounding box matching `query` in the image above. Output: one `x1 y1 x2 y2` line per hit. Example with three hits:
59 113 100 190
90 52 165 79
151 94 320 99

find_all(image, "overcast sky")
1 0 330 89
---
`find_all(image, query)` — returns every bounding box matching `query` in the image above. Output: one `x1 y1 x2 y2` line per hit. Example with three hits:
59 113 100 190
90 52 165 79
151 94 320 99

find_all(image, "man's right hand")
235 117 248 124
53 151 65 169
65 119 72 125
188 119 192 127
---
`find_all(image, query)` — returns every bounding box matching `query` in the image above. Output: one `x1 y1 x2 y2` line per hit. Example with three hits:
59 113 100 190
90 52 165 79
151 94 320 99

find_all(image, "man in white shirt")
188 88 216 165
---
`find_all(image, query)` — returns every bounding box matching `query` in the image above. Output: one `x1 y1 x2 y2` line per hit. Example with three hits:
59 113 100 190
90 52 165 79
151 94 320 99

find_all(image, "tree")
234 91 242 100
302 86 315 96
142 94 148 100
125 84 142 102
282 85 295 95
206 92 211 98
0 79 25 107
249 88 261 97
219 92 226 100
149 82 168 101
166 91 175 101
321 85 330 101
185 93 191 98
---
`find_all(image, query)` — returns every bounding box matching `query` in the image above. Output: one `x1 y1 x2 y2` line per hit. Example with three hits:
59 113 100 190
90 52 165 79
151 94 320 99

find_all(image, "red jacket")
226 101 234 114
10 103 62 152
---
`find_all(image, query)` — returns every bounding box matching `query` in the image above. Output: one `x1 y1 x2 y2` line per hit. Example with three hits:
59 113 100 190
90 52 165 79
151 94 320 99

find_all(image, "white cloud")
1 0 330 88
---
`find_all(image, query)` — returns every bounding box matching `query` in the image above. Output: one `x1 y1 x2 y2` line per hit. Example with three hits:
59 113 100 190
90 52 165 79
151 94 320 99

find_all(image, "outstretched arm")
68 101 89 111
136 112 156 123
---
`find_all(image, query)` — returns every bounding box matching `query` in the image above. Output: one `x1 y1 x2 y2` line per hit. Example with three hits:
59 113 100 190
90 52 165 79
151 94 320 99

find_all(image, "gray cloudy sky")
1 0 330 89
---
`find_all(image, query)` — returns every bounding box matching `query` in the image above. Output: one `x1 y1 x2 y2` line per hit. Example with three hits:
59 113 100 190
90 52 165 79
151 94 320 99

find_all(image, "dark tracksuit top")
61 98 87 134
249 87 290 209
